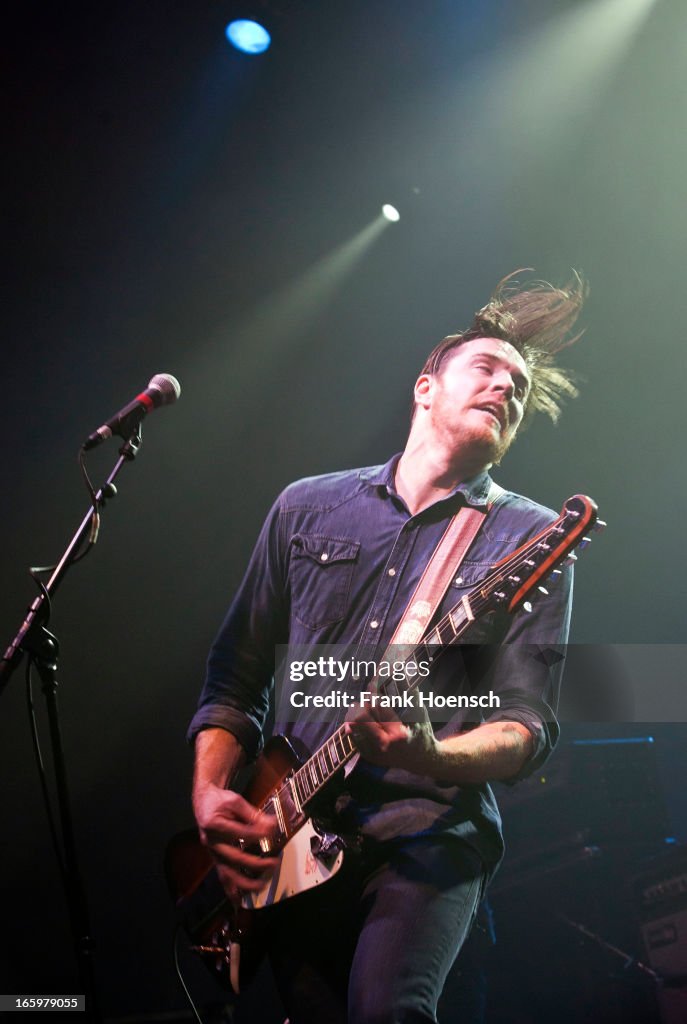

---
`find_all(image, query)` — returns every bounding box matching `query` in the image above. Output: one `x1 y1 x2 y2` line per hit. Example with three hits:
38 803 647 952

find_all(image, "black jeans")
265 835 487 1024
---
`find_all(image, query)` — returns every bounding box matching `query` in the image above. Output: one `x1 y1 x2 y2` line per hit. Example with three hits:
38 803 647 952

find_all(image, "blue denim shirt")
189 454 572 868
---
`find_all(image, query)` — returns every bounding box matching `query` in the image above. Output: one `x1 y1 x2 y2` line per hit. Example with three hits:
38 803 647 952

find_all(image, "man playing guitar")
187 272 588 1023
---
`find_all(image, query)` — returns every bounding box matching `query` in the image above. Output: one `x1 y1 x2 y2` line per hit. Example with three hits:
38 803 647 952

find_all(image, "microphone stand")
0 425 144 1022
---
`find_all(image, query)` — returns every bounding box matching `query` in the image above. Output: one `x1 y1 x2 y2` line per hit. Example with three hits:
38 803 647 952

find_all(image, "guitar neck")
282 633 467 813
287 725 358 810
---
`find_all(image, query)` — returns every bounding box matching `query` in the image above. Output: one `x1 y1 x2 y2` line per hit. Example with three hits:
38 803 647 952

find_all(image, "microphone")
82 373 181 450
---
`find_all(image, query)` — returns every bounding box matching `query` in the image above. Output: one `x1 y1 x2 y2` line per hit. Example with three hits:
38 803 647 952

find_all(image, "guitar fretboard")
290 726 356 808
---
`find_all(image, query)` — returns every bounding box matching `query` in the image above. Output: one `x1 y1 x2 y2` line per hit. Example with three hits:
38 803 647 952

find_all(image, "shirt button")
388 568 396 577
455 576 463 585
370 620 379 629
320 552 329 561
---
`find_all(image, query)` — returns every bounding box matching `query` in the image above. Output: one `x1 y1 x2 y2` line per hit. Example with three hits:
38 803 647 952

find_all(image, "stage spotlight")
225 19 272 55
382 204 400 222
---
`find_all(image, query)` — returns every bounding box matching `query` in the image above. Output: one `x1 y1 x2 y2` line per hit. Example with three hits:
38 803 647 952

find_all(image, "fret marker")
289 778 302 815
271 794 286 835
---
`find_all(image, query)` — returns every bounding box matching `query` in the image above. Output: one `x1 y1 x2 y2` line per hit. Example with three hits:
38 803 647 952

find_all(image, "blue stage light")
225 19 271 55
572 736 654 745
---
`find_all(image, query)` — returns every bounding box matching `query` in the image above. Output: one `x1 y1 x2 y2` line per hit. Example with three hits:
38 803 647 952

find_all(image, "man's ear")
413 373 433 412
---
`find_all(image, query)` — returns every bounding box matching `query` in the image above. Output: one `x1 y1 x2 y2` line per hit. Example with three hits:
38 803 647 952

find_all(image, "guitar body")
165 736 345 993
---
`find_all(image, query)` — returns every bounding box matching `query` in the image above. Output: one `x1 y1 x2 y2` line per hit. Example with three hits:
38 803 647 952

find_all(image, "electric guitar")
165 494 602 993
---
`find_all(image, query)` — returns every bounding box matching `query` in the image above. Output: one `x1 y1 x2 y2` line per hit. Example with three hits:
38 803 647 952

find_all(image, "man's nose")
492 371 515 399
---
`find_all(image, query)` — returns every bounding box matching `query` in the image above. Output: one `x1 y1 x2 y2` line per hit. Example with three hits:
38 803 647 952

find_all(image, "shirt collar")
358 453 494 509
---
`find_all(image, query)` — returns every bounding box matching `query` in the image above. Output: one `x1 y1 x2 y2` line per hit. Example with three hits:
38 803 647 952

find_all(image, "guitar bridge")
190 941 230 960
190 920 242 993
190 919 232 968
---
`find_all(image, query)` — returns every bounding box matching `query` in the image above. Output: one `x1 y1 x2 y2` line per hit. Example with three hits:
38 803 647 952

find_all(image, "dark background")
1 1 685 1020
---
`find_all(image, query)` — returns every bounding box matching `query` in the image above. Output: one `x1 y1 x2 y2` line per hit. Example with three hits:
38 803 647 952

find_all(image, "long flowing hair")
419 270 588 423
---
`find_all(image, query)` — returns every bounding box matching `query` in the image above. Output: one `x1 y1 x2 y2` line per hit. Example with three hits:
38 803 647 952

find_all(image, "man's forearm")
192 727 247 807
431 721 534 784
352 714 536 783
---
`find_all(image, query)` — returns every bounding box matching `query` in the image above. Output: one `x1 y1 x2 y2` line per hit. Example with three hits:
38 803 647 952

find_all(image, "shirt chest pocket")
290 534 360 631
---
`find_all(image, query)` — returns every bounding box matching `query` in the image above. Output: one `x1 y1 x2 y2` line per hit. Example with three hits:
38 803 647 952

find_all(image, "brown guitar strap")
387 480 504 649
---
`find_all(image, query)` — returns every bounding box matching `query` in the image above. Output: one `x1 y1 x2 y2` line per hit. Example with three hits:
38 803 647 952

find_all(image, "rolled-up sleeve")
478 560 573 781
186 497 288 760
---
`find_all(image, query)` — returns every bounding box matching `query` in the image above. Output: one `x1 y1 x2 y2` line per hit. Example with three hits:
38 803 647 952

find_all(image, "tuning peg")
537 586 549 596
548 569 563 583
522 601 533 614
592 519 606 533
563 552 578 566
577 537 592 552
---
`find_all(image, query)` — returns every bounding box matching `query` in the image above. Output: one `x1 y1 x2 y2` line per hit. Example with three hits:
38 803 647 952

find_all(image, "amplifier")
641 909 687 978
635 846 687 981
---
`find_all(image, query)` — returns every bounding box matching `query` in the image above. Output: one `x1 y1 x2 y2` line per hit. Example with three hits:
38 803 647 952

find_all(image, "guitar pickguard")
242 817 344 910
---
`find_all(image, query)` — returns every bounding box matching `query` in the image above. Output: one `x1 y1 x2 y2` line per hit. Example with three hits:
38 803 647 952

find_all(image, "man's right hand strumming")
192 728 279 896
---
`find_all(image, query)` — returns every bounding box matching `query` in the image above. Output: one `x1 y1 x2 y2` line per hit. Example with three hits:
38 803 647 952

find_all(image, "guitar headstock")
484 495 604 615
